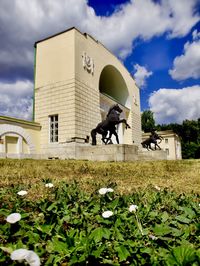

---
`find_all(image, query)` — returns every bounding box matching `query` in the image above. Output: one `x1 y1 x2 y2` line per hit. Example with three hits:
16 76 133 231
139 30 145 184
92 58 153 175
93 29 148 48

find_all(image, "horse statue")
91 104 130 145
141 130 163 150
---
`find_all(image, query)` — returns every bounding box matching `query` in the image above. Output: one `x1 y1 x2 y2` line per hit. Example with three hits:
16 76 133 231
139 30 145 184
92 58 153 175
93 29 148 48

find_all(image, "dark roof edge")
34 27 80 47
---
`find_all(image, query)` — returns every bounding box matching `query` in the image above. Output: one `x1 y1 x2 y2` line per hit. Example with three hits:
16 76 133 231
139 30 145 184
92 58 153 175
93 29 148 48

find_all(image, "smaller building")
0 116 41 159
142 130 182 160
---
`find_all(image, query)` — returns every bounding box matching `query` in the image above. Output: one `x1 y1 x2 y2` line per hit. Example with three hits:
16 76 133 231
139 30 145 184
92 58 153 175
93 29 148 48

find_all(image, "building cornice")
0 115 41 129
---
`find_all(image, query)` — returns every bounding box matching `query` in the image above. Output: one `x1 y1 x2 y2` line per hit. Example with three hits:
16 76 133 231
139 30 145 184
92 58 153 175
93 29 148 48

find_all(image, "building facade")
0 27 143 160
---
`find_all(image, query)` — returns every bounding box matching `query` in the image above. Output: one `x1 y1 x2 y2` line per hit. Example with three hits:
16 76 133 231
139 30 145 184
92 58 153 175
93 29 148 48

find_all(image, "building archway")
0 125 36 155
99 65 130 107
99 65 130 144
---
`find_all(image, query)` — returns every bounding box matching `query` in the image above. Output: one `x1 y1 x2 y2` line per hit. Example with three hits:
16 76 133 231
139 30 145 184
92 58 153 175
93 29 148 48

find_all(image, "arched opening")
99 65 130 144
99 65 129 107
0 125 35 156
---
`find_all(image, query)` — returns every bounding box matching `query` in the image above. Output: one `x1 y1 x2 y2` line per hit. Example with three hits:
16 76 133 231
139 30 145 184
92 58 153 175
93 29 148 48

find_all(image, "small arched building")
0 27 144 160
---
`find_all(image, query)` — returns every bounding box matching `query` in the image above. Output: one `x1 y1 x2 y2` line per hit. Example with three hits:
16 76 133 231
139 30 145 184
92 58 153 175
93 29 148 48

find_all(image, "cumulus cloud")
149 85 200 124
0 0 199 118
133 64 153 88
0 80 33 120
169 30 200 80
0 0 199 71
163 0 200 38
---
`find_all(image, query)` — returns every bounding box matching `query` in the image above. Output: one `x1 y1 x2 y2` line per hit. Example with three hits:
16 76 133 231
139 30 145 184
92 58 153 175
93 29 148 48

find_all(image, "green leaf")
166 245 197 266
47 202 58 211
0 246 13 254
114 227 124 241
89 227 111 243
46 237 69 255
109 198 119 209
161 211 169 222
89 227 104 243
170 227 183 237
92 204 100 214
153 224 172 236
92 245 105 258
115 245 130 262
37 224 54 235
178 207 196 218
175 215 191 224
102 228 111 239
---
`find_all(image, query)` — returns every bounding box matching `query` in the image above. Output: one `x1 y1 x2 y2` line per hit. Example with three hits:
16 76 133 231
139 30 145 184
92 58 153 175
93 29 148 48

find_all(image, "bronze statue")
91 104 130 145
141 129 163 150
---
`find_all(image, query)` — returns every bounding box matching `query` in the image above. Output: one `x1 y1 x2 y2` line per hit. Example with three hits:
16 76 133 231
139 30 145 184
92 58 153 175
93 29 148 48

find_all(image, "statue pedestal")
76 144 139 161
0 143 167 161
42 143 167 161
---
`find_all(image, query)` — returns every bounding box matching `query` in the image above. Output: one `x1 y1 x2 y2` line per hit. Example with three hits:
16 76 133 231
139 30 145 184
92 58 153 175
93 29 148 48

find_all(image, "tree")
141 110 155 132
182 120 199 143
182 142 199 159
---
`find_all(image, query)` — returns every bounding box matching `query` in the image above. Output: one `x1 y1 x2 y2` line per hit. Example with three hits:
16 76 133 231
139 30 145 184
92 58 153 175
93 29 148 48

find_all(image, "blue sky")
0 0 200 124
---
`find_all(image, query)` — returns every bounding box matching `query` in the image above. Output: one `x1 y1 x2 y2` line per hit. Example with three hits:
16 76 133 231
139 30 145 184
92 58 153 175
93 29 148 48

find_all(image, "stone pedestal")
0 144 168 161
76 144 139 161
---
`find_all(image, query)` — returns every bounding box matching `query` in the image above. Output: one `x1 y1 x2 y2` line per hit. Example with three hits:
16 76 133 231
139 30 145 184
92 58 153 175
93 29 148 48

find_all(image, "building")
0 27 145 160
0 116 41 158
142 130 182 160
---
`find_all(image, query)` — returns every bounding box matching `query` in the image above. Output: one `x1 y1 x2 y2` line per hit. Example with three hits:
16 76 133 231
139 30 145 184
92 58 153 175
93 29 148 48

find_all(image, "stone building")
0 27 145 160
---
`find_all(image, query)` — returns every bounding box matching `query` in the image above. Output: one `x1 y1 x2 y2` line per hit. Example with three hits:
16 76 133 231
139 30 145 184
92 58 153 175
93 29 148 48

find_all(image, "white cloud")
192 29 200 40
0 0 199 67
0 80 33 120
169 30 200 80
149 85 200 124
133 64 153 88
0 0 199 119
88 0 200 58
163 0 200 38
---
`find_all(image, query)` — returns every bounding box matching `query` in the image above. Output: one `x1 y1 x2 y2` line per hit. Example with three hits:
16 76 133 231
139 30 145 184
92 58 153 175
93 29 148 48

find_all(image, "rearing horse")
91 104 130 145
141 130 163 150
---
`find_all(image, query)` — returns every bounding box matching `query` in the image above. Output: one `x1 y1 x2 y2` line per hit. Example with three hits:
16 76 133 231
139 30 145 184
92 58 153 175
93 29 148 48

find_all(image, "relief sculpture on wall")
82 52 94 75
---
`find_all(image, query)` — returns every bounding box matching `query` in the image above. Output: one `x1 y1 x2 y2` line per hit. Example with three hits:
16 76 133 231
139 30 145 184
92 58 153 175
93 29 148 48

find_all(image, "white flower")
6 213 21 224
99 188 108 195
129 204 138 213
45 183 54 188
17 190 28 196
102 210 113 218
149 234 158 240
11 249 40 266
154 185 161 191
11 249 28 261
98 187 114 195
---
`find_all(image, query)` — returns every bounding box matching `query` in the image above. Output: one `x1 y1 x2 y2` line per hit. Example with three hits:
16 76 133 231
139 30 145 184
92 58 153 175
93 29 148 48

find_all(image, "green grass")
0 159 199 265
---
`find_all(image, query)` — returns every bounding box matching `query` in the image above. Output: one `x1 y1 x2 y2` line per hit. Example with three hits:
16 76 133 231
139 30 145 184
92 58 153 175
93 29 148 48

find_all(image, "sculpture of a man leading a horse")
91 104 131 145
141 129 163 151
